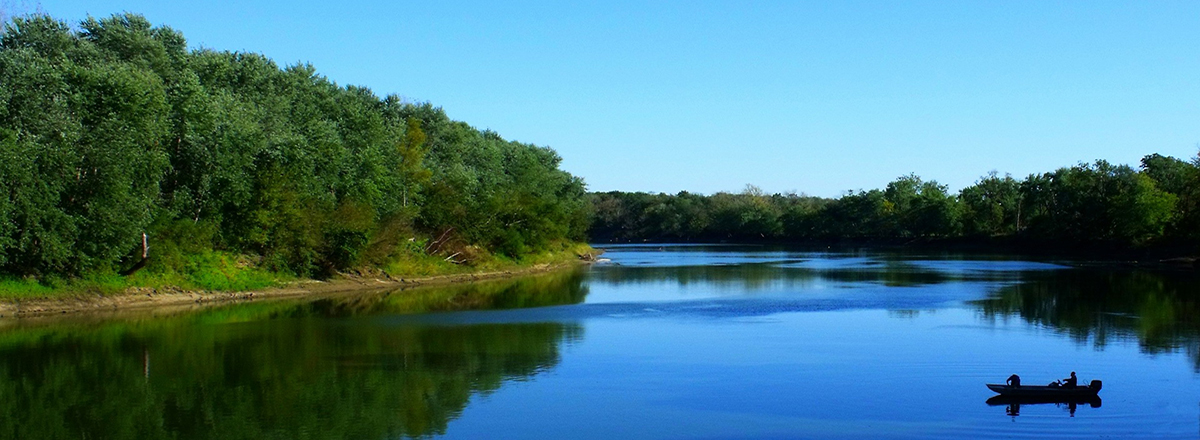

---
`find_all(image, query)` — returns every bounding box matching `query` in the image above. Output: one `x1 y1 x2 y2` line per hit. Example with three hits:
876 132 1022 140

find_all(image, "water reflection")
299 268 589 317
0 271 588 440
986 396 1102 417
972 269 1200 368
590 259 1034 290
601 246 1200 370
5 247 1200 439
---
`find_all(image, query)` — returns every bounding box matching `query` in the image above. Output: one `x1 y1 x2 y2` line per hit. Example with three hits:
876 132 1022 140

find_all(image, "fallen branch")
425 227 454 254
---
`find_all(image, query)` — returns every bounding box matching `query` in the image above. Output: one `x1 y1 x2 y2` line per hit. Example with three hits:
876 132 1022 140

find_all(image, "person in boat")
1062 371 1077 388
1006 374 1021 386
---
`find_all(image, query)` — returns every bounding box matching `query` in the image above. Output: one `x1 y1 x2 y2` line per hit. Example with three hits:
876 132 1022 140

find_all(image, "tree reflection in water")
0 270 588 440
590 260 1020 290
973 268 1200 368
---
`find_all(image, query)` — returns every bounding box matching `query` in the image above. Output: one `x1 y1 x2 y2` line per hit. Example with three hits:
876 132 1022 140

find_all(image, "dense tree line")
0 14 588 278
590 154 1199 248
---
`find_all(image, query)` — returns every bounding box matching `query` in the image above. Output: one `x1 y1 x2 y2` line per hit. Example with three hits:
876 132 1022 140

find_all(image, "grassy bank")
379 241 596 278
0 251 287 301
0 242 596 303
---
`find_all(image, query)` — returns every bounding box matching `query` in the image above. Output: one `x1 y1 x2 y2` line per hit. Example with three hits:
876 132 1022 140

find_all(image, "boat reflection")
986 395 1101 417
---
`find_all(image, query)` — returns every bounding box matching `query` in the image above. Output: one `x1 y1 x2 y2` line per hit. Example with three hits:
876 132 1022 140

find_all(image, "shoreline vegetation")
0 246 596 319
0 13 592 310
1 13 1196 317
588 155 1200 265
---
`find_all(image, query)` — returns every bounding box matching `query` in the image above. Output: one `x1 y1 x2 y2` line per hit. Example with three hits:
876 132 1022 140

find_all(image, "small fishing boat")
986 380 1102 398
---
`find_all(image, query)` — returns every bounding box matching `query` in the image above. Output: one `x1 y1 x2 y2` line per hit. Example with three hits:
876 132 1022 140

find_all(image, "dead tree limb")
424 228 454 255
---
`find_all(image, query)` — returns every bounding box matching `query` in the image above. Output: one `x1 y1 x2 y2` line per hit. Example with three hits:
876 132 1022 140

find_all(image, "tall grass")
383 241 593 277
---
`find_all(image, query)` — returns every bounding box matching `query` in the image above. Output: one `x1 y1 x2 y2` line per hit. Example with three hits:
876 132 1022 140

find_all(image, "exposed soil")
0 261 587 320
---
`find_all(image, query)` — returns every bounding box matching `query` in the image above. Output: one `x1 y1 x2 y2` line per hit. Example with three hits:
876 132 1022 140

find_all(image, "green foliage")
402 104 588 258
590 155 1197 248
0 273 586 438
709 185 784 239
1021 161 1178 244
882 175 959 237
164 252 279 291
1141 154 1194 195
0 14 171 275
0 12 589 286
396 116 431 208
1142 153 1200 239
813 190 889 238
0 277 57 299
960 172 1022 236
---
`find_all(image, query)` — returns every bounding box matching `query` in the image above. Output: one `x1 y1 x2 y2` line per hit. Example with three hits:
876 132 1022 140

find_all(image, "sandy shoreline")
0 261 588 320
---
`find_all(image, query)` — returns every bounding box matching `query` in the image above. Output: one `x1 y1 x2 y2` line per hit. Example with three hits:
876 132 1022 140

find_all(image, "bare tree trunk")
120 233 150 276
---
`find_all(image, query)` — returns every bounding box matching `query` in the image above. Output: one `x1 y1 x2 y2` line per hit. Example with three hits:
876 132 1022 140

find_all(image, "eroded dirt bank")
0 261 587 320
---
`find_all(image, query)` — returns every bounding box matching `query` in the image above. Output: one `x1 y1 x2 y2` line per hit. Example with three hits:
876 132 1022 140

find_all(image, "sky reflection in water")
3 244 1200 439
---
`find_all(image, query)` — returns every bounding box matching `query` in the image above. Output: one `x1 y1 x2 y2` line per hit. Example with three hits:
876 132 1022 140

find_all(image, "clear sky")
20 0 1200 197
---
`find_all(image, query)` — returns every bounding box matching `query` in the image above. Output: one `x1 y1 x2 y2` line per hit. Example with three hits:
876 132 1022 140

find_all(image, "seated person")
1063 371 1077 388
1006 374 1021 386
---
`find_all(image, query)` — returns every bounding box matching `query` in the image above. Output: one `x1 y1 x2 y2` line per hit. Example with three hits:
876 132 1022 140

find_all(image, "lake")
2 244 1200 439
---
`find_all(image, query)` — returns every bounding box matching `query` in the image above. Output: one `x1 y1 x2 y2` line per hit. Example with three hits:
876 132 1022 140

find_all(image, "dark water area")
3 245 1200 439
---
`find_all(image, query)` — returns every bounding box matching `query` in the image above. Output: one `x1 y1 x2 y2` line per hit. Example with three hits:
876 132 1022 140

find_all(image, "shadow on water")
986 396 1102 417
0 270 589 440
971 268 1200 369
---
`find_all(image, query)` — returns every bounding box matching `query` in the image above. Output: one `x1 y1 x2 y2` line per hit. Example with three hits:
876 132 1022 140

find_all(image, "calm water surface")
3 244 1200 439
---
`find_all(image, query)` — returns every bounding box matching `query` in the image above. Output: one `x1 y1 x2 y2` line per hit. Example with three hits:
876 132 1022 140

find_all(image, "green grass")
382 249 472 277
0 274 132 300
123 250 287 292
0 242 593 301
382 241 594 278
0 277 60 300
0 250 289 301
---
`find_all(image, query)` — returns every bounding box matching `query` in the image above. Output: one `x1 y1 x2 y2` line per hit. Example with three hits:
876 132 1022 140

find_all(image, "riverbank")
0 246 600 319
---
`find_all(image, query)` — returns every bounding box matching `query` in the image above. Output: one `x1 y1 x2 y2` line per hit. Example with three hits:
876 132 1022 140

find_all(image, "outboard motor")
1090 380 1102 391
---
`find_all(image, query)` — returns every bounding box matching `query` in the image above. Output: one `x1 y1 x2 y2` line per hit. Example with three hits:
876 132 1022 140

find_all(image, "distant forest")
589 154 1199 250
2 13 1195 284
0 14 588 279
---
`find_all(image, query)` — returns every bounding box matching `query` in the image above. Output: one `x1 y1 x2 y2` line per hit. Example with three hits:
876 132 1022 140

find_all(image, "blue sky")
22 1 1200 197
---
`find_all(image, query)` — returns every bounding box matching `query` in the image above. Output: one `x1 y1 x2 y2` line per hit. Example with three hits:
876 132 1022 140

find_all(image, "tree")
0 12 591 278
396 113 431 208
1020 161 1176 244
960 172 1022 236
